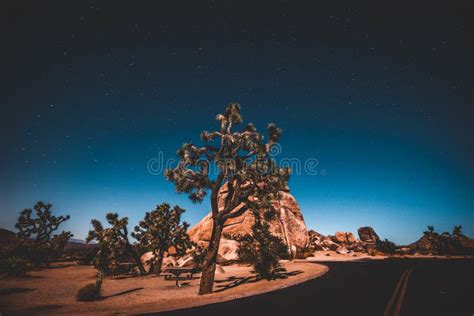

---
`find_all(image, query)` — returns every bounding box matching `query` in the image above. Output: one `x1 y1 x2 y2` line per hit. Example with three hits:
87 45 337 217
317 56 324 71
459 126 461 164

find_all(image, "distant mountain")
69 238 90 244
0 228 17 244
0 228 97 250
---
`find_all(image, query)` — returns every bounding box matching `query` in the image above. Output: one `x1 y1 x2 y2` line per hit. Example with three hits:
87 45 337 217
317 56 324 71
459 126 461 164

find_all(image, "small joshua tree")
453 225 462 236
166 104 290 294
87 213 147 276
132 203 194 274
236 218 288 280
14 201 72 266
424 225 435 235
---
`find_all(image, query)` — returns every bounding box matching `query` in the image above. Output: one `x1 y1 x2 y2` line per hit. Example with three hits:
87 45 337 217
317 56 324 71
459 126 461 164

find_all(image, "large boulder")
188 186 309 261
333 232 347 243
332 232 358 244
346 232 357 244
358 227 380 243
322 239 339 251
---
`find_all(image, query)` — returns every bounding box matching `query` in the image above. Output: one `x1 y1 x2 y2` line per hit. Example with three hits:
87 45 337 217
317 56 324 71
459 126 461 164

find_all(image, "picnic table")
163 267 201 287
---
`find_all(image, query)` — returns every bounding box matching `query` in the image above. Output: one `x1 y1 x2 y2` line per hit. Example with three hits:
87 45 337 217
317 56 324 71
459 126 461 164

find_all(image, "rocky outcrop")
358 227 380 243
187 186 309 261
308 227 386 255
409 233 474 255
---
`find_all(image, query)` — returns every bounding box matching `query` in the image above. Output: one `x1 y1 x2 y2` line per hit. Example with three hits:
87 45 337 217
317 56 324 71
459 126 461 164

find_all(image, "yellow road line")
394 268 413 316
384 268 413 316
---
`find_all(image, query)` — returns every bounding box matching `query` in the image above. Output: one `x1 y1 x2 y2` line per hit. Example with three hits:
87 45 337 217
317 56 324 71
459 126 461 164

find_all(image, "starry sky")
1 2 473 245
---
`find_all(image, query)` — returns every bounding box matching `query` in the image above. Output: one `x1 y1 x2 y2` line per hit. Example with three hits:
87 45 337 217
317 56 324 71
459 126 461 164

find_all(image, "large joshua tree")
166 104 290 295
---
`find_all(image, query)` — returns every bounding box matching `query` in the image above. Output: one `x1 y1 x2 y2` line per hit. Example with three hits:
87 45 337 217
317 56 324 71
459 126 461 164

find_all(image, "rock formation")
308 227 385 255
187 186 309 261
357 226 380 243
409 232 474 255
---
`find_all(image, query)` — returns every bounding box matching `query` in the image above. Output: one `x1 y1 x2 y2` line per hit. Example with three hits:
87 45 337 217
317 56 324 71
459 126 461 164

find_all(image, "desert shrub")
295 248 314 259
237 221 289 280
76 273 103 302
376 239 398 255
0 256 30 278
76 284 100 302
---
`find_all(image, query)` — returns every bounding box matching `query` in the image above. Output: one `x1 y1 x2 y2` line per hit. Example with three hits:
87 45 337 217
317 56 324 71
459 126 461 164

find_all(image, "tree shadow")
100 287 144 299
213 269 304 293
273 269 303 279
214 276 259 292
0 287 36 295
164 282 192 289
22 304 63 314
47 263 76 269
111 274 143 280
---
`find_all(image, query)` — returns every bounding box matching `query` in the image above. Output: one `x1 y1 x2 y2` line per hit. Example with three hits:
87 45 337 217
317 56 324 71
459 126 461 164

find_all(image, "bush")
295 248 314 259
237 221 289 280
76 283 100 302
76 273 103 302
376 239 398 255
0 256 30 278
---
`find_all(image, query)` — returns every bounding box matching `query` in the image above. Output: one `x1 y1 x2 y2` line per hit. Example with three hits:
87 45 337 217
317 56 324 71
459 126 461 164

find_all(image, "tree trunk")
125 243 147 275
155 249 165 275
198 218 223 295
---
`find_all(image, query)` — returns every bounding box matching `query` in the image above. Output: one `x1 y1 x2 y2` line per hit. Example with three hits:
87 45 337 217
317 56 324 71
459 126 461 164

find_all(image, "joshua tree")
453 225 462 236
166 103 290 295
132 203 194 274
14 201 72 265
16 201 71 243
87 213 147 275
424 225 435 235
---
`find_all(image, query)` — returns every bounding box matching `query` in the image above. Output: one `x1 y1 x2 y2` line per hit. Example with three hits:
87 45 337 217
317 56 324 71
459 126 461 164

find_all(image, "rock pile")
307 226 382 255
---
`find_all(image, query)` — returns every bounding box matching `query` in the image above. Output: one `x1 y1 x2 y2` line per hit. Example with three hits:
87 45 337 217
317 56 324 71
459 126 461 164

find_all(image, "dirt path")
0 261 328 315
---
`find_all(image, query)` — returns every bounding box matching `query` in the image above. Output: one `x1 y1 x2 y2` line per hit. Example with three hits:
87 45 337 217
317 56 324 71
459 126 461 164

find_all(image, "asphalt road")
155 259 474 316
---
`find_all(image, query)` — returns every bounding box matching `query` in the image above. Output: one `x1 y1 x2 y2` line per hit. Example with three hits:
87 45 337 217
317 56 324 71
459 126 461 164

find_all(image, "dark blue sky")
1 2 473 244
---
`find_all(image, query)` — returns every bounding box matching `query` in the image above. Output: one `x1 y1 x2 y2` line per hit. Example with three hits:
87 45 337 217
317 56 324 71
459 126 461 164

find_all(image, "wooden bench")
163 267 201 287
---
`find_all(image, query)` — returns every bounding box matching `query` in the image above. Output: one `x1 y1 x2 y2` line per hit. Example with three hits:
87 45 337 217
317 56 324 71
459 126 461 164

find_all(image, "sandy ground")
305 251 388 262
0 261 328 315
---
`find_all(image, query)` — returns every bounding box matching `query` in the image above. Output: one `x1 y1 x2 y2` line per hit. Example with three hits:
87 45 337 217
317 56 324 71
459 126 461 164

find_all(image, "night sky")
1 2 473 245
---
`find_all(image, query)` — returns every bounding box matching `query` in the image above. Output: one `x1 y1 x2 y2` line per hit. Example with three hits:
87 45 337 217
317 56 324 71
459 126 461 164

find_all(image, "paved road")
155 259 474 316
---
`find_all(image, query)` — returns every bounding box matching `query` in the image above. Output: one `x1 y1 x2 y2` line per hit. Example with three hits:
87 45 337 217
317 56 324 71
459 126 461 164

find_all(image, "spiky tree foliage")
424 225 436 235
16 202 71 242
166 103 290 294
453 225 462 236
14 201 72 266
87 213 146 276
132 203 194 274
236 219 288 280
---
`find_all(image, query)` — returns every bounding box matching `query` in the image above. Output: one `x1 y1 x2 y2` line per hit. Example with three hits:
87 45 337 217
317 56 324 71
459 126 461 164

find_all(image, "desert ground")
0 260 328 315
164 258 474 316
